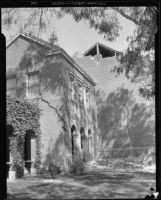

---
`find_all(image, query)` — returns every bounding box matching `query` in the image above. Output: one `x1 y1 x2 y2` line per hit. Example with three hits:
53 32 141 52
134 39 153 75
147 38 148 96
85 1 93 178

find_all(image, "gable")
6 37 50 73
84 42 120 58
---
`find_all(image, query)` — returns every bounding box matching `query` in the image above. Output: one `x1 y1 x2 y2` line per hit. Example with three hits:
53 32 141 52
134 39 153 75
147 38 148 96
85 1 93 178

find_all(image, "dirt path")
7 168 155 199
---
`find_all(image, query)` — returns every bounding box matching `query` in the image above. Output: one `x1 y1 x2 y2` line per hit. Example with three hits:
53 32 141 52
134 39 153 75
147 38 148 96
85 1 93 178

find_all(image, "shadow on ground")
7 169 155 199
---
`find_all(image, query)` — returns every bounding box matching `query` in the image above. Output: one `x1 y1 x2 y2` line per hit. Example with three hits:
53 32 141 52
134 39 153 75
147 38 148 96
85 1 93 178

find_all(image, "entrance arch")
24 130 35 174
88 129 93 160
80 127 88 161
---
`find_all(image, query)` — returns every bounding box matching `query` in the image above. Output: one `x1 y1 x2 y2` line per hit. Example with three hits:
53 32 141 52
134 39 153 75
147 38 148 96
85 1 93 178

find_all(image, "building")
73 42 133 96
73 42 155 161
6 32 97 178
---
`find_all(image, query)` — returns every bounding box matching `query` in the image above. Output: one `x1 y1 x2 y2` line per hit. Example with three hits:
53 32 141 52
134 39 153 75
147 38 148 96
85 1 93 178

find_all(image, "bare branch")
111 7 148 31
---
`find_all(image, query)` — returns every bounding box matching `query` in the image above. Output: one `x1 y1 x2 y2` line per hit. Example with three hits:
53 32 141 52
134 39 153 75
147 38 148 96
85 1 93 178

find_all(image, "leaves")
7 95 41 177
2 7 157 98
59 7 157 98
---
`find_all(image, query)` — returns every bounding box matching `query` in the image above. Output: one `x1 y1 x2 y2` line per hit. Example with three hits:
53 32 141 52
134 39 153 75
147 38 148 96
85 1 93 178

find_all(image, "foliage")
49 31 58 46
37 161 61 179
60 7 158 98
60 7 121 41
48 162 61 177
98 152 155 170
69 154 85 175
2 7 158 98
2 8 58 37
7 95 41 178
33 155 41 174
82 151 89 163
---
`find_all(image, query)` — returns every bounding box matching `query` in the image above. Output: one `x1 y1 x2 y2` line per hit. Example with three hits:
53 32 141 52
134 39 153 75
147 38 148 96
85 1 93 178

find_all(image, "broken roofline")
46 51 96 86
6 32 96 86
83 42 121 56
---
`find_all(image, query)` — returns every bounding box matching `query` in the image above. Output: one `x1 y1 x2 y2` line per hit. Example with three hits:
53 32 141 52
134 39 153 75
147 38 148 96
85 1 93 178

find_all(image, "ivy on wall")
6 95 41 178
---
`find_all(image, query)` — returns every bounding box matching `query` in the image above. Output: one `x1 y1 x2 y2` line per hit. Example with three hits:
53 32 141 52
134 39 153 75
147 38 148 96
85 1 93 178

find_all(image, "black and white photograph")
1 3 160 199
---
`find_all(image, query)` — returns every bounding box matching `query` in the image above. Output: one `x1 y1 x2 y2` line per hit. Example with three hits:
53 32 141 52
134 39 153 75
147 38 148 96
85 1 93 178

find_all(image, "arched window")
88 129 93 160
88 129 92 137
71 125 77 156
80 127 86 150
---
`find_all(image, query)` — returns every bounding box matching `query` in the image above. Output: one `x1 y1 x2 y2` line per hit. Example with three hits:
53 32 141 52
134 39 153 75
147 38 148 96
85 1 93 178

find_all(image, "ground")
7 167 155 199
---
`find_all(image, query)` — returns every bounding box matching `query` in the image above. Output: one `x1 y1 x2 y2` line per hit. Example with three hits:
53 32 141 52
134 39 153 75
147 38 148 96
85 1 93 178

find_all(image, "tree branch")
111 7 148 31
38 9 44 37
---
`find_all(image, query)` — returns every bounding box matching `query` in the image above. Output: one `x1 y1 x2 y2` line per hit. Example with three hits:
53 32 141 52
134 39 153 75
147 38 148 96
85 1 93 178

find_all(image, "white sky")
53 14 136 56
2 9 154 105
2 8 136 56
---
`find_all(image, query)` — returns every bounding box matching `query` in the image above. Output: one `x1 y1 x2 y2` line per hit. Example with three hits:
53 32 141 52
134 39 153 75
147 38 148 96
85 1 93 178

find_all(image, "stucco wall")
73 54 155 161
6 38 70 166
6 37 97 167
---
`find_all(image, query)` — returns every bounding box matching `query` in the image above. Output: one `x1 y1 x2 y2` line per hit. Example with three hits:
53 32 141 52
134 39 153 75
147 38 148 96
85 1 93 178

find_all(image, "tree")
59 7 158 98
1 8 61 40
2 7 158 98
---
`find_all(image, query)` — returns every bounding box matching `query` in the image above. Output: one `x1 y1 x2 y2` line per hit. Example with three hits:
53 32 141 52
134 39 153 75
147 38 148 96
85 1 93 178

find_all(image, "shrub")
82 151 89 163
12 161 24 178
60 152 73 174
69 154 85 175
48 162 61 177
37 161 61 179
112 159 122 169
34 159 41 174
37 167 50 179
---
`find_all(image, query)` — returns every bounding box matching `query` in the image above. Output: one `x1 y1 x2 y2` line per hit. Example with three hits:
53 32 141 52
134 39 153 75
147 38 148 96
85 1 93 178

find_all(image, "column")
31 139 36 175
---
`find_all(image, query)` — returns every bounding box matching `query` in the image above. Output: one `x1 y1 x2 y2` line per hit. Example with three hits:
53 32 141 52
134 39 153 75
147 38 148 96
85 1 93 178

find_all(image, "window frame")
6 74 17 97
26 71 40 99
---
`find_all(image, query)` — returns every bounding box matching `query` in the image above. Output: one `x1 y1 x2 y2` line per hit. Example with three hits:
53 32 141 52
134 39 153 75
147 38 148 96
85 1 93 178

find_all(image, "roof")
6 32 96 86
46 50 96 86
7 32 53 49
83 42 121 57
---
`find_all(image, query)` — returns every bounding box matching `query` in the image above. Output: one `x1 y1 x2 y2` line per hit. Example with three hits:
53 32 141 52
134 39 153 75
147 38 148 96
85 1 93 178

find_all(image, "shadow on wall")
96 87 155 159
17 44 70 95
43 129 72 170
7 43 72 167
13 42 71 123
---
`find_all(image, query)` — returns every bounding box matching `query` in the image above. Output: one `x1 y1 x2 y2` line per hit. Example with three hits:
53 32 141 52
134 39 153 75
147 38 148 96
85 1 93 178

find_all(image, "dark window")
24 134 31 161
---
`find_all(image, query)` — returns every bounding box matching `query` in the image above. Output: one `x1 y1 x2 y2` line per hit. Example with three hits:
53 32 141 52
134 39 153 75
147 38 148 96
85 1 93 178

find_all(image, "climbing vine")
7 95 41 178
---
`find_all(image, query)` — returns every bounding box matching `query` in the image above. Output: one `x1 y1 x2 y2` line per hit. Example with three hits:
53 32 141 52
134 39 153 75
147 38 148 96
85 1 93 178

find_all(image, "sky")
2 8 154 105
52 14 136 56
2 8 136 56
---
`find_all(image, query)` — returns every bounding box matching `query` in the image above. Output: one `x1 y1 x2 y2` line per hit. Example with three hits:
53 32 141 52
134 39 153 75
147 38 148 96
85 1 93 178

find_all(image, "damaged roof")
83 42 120 58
